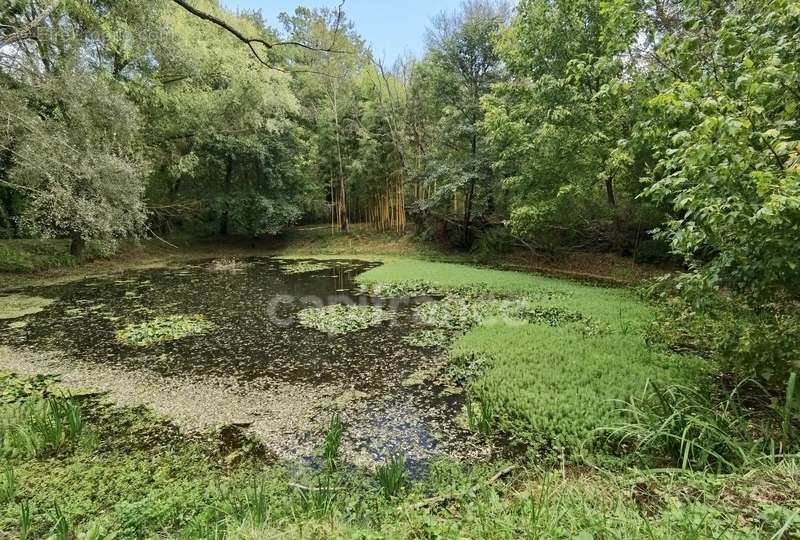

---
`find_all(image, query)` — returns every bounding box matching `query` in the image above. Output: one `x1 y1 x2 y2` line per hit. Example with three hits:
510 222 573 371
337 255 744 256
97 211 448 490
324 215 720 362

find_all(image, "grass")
375 455 407 499
0 397 88 458
608 377 800 472
0 373 798 538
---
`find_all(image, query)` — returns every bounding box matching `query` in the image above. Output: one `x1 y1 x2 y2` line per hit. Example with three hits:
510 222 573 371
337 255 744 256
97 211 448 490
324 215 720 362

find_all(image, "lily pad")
296 304 390 335
116 314 215 347
0 294 55 320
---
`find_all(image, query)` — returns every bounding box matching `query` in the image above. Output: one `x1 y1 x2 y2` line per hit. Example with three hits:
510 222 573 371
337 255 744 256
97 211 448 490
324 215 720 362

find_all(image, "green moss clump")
116 315 214 347
296 304 389 335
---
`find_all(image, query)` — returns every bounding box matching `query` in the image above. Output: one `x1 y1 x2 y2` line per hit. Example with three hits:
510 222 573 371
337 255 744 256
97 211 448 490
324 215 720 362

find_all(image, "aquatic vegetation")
0 397 88 458
375 454 407 499
457 324 704 453
282 261 335 274
208 258 253 273
0 466 15 504
465 393 494 436
115 315 215 347
0 294 55 320
321 413 343 470
414 295 592 332
402 329 452 348
358 280 442 298
296 304 390 335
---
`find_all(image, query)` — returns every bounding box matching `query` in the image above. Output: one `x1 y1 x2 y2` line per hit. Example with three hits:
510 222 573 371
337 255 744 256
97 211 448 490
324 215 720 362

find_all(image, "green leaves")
115 315 215 347
641 0 800 305
296 304 390 335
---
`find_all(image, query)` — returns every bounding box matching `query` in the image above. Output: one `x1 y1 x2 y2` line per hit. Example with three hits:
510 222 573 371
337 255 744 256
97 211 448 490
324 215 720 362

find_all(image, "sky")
221 0 465 63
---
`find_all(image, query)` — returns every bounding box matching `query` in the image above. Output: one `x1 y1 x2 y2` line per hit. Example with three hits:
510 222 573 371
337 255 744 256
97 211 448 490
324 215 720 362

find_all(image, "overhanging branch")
169 0 350 74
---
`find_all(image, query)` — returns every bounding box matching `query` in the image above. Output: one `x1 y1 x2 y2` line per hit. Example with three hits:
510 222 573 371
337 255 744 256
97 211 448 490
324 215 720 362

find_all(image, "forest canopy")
1 0 798 310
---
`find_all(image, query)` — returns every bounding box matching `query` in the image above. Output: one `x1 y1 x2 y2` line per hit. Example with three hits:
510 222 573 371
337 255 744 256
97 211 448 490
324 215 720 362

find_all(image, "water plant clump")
296 304 390 335
116 314 215 347
281 261 335 275
358 280 442 298
0 294 55 320
208 258 253 273
402 329 452 349
415 295 593 332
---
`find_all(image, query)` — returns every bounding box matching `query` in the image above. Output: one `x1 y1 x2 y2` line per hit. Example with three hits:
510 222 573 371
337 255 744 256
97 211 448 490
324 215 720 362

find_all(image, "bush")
648 296 800 386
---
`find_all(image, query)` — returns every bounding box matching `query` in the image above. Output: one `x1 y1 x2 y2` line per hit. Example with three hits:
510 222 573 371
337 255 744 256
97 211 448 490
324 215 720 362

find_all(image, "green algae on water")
0 294 55 320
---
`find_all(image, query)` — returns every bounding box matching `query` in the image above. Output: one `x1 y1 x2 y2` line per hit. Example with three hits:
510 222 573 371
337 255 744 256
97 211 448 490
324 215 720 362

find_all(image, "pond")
0 258 491 469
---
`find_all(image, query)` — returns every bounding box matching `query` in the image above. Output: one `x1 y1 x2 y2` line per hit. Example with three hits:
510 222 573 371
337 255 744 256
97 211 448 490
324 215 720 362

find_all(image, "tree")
144 0 307 237
280 6 368 232
413 0 509 247
641 0 800 305
0 1 152 255
483 0 660 252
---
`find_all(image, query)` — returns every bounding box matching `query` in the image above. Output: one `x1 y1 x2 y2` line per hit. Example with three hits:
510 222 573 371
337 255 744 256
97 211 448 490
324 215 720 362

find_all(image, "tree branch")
168 0 350 74
0 0 61 48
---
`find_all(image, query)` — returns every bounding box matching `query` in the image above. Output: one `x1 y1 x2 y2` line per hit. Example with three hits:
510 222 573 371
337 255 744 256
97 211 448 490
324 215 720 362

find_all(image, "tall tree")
413 0 509 247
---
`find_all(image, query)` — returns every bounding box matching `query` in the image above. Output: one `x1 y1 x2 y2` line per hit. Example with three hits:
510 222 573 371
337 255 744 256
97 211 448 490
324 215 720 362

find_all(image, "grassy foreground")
1 374 797 539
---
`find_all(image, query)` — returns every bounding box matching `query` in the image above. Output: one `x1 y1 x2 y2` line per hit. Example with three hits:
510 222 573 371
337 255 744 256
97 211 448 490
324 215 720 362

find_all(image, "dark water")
0 258 482 468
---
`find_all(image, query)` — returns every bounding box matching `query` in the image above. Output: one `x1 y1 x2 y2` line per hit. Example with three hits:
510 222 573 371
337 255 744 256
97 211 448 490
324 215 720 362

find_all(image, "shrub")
648 296 800 386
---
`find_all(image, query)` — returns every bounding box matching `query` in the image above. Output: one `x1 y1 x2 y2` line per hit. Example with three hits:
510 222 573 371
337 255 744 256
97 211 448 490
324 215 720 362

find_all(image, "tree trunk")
605 177 616 207
332 87 348 232
463 179 475 248
463 132 478 248
70 233 85 258
220 154 233 236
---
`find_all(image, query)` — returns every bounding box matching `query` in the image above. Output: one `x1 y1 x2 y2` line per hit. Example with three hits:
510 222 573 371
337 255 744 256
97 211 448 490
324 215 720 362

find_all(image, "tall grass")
321 413 343 471
375 455 406 499
1 396 87 458
606 376 799 472
0 465 16 504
